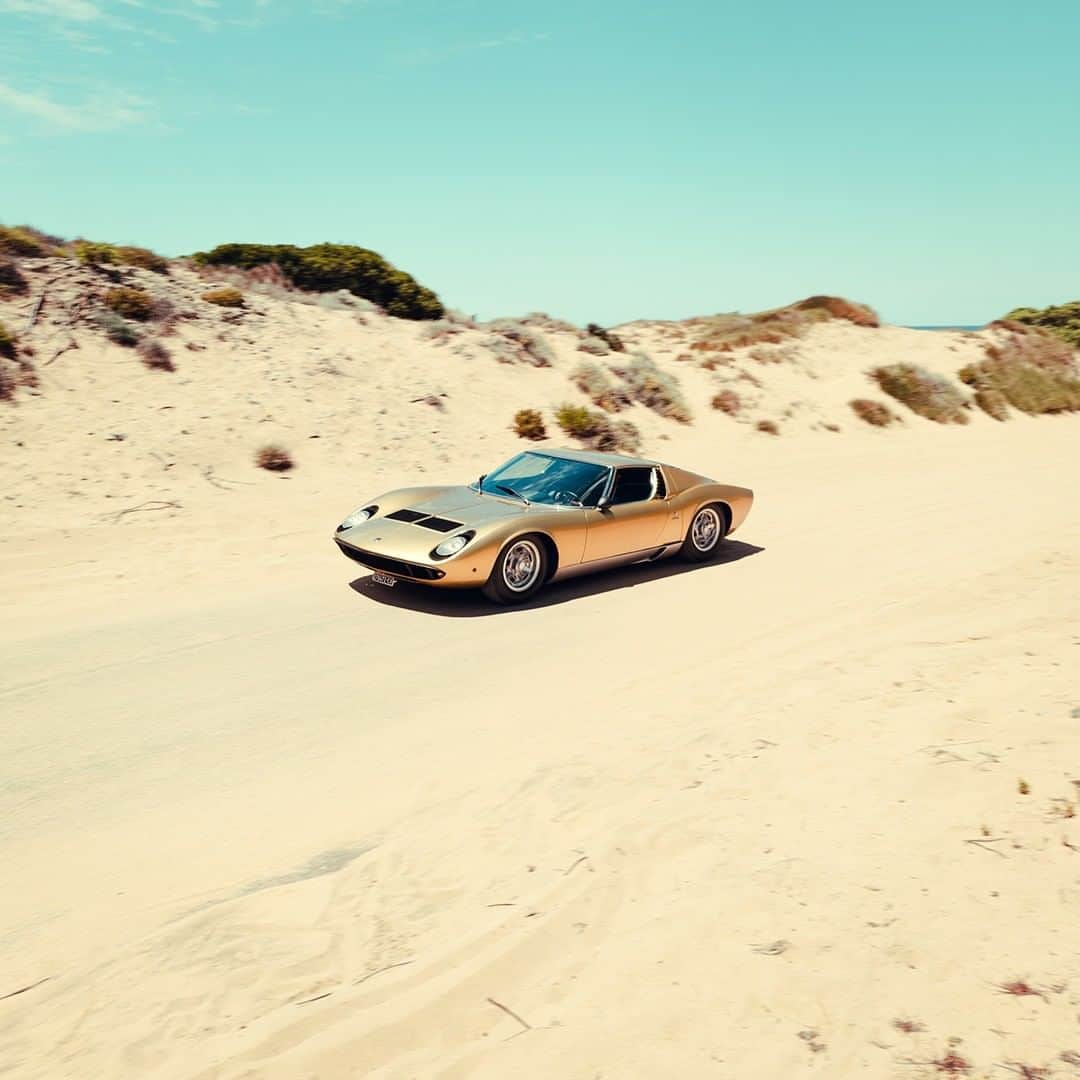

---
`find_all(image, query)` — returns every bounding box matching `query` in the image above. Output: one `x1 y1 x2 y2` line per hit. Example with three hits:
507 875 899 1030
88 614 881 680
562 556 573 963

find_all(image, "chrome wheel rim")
503 539 541 592
691 507 720 551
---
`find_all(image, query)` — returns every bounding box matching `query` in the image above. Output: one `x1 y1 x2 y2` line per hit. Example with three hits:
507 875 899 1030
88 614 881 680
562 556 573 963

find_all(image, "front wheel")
482 535 549 604
680 504 726 562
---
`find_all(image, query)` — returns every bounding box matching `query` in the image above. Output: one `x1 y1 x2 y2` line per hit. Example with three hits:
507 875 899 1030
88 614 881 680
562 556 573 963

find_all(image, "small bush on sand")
960 357 1080 415
983 321 1077 372
116 245 169 273
485 320 555 367
756 419 780 435
794 295 880 327
610 352 692 422
585 322 625 352
0 258 28 296
202 286 245 309
711 389 741 415
97 310 140 347
973 388 1009 421
555 403 640 453
137 338 174 371
255 445 294 471
849 398 898 426
870 363 969 423
0 225 47 257
513 408 547 440
571 361 632 412
105 286 154 321
1002 301 1080 347
0 320 17 359
74 240 118 266
577 335 610 356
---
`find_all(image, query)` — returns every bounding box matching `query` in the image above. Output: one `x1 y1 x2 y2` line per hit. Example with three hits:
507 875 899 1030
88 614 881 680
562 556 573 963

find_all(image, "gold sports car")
333 448 754 605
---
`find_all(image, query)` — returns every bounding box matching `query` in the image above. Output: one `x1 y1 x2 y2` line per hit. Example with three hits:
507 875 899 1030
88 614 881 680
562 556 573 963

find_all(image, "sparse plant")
555 403 640 453
609 352 692 422
1018 778 1030 795
255 444 294 471
202 286 246 308
958 327 1080 415
115 245 169 273
0 320 16 359
997 979 1046 1001
892 1018 925 1034
585 322 625 352
74 240 118 266
973 388 1010 420
571 361 632 412
871 364 969 423
711 389 741 415
756 419 779 435
795 295 879 327
849 398 898 426
105 286 154 321
577 335 610 356
931 1050 971 1075
486 320 555 367
1049 797 1076 819
96 310 140 347
0 257 28 296
137 337 174 371
513 408 547 440
1002 301 1080 347
0 225 48 257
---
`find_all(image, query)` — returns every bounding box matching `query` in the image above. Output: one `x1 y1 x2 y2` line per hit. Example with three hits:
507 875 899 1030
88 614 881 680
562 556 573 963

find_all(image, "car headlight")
432 531 475 558
337 505 377 532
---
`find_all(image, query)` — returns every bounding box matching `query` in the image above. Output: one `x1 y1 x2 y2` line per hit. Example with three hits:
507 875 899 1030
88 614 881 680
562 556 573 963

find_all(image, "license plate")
370 571 397 587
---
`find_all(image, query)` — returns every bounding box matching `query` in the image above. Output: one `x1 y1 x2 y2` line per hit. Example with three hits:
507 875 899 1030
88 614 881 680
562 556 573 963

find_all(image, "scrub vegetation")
485 319 555 367
193 242 444 320
555 403 641 454
1003 301 1080 347
609 352 692 422
870 363 969 424
570 361 632 412
255 444 294 471
512 408 547 440
201 286 246 309
849 398 899 426
105 286 155 321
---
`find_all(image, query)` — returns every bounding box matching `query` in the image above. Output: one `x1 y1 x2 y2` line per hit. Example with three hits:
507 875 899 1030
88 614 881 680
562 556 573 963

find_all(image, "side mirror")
596 494 612 510
477 473 487 488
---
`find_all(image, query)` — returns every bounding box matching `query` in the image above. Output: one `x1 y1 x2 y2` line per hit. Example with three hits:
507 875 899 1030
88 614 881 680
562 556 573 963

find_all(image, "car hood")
401 486 526 525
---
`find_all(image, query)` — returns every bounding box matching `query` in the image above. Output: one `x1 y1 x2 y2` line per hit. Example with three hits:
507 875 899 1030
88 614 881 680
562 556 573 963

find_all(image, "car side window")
610 466 656 506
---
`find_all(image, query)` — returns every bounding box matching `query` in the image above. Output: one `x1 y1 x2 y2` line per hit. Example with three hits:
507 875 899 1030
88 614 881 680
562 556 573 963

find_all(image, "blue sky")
2 0 1078 325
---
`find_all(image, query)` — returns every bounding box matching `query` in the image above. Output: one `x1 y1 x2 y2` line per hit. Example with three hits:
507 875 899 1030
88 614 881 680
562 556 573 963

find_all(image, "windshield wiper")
496 484 530 505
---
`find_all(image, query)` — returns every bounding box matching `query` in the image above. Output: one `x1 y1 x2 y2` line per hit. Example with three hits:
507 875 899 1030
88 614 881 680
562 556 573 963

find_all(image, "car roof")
534 446 660 469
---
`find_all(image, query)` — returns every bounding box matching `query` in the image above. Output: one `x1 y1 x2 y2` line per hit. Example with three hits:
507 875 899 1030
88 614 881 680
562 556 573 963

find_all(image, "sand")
1 264 1079 1078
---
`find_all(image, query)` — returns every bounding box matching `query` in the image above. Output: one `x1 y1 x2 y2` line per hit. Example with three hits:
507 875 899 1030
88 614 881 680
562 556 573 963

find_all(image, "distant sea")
905 324 984 331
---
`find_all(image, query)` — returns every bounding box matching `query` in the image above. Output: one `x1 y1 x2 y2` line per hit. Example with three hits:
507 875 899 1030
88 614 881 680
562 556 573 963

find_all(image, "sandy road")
2 421 1079 1078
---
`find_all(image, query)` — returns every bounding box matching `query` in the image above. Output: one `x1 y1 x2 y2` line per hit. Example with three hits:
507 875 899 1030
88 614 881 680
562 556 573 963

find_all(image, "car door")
582 466 671 562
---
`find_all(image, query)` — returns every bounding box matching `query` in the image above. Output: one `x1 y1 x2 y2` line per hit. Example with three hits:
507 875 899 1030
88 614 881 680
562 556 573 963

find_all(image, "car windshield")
477 453 610 507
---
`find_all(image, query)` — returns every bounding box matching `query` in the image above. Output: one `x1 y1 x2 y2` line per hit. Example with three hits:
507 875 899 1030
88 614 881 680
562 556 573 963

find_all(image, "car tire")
680 504 726 562
482 534 549 605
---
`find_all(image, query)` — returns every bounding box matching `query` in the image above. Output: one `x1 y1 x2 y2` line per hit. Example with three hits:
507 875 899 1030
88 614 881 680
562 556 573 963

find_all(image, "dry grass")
137 338 174 372
485 320 555 367
710 389 741 415
794 295 879 327
570 361 632 412
0 225 54 257
958 325 1080 415
0 257 28 297
756 419 779 435
202 286 246 309
512 408 546 440
255 444 294 471
870 364 970 424
115 246 169 273
609 353 692 422
849 398 899 426
577 335 610 356
105 286 154 321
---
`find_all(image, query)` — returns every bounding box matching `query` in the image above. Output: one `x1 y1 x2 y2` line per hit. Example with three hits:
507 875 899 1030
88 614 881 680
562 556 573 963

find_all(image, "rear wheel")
482 535 549 604
680 504 726 562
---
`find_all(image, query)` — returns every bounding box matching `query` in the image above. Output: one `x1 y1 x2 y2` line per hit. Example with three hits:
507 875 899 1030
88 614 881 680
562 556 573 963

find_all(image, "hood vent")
386 509 464 533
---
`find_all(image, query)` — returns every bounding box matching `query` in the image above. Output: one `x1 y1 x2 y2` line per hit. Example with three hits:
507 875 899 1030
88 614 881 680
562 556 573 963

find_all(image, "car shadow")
347 539 764 617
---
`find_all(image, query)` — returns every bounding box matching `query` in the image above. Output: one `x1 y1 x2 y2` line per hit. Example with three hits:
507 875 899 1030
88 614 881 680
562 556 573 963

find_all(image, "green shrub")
555 403 640 453
610 352 692 422
1001 301 1080 347
870 363 969 424
0 225 47 257
711 389 741 415
570 361 632 412
849 398 898 426
0 258 27 297
0 320 16 359
513 408 547 440
105 286 154 321
74 240 118 266
202 286 245 308
255 444 294 471
97 310 140 347
959 349 1080 415
137 338 174 371
193 242 444 320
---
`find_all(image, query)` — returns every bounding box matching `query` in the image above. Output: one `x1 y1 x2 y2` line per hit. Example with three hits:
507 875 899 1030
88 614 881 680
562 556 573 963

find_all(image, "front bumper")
334 538 446 581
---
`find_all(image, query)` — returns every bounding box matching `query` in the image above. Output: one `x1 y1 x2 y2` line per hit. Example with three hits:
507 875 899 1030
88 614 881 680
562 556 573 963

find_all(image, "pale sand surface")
1 272 1079 1077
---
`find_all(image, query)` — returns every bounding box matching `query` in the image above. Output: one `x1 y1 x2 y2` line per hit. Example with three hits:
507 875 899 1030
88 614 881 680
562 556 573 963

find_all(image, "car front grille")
386 509 428 523
385 509 463 533
335 540 444 580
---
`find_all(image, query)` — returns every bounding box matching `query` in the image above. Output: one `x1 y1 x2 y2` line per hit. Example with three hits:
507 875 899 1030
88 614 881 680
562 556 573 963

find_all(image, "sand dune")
1 263 1079 1078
